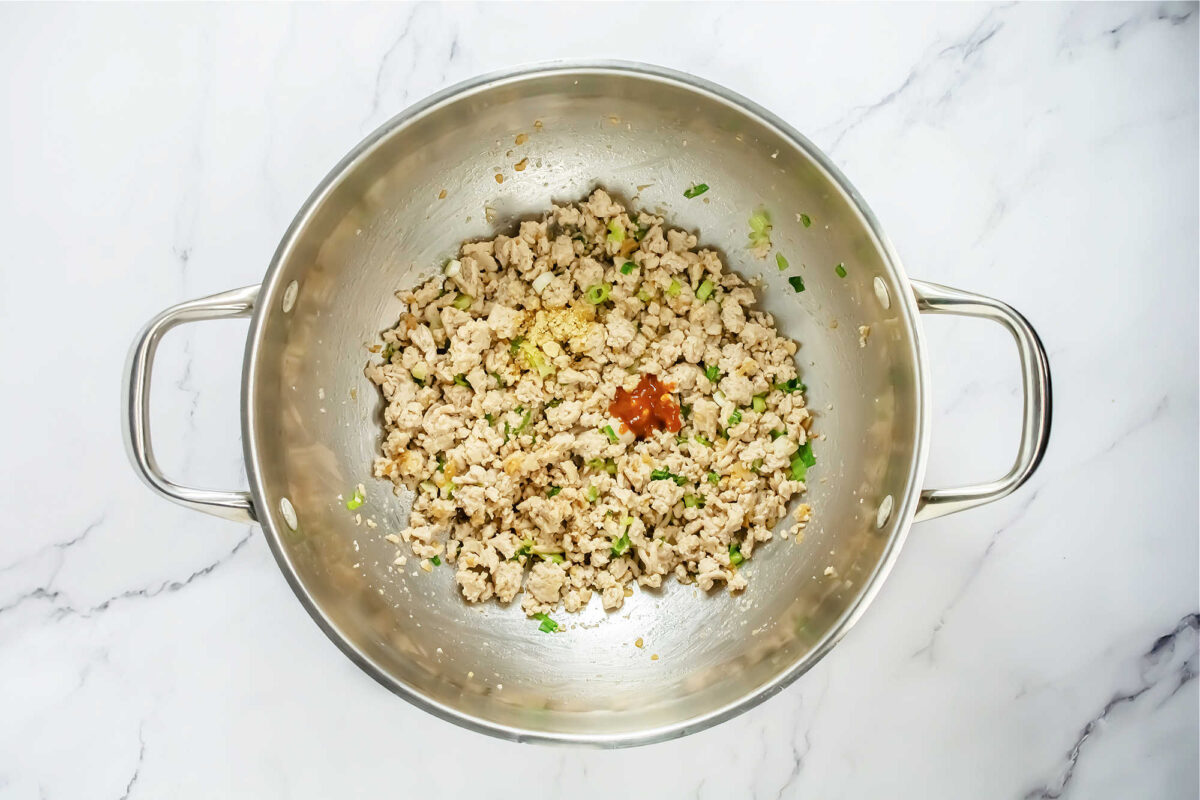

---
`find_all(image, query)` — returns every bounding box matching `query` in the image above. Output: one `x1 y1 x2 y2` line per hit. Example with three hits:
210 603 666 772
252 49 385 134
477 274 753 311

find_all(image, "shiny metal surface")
124 285 259 524
124 62 1051 745
910 280 1052 522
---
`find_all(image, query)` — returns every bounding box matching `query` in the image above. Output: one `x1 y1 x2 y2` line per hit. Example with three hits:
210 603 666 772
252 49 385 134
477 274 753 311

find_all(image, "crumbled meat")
367 190 813 615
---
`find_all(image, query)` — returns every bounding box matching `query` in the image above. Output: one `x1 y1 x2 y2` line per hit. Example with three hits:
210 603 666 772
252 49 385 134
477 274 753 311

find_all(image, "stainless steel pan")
123 62 1051 746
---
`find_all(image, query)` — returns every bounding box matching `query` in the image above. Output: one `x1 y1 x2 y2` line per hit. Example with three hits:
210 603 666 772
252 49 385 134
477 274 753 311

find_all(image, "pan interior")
245 65 924 741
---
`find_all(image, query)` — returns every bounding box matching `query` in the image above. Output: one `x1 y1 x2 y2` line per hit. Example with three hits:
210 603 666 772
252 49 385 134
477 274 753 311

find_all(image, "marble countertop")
1 3 1196 797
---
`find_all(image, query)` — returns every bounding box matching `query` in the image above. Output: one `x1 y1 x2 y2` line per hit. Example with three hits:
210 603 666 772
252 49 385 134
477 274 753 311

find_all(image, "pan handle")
910 280 1052 522
123 285 261 523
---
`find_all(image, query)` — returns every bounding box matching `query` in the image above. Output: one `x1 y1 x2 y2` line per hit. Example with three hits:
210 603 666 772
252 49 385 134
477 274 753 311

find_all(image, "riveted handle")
123 285 261 523
911 280 1052 522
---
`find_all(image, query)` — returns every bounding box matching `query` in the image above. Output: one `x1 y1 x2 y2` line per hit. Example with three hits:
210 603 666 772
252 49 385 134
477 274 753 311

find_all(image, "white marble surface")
1 2 1196 797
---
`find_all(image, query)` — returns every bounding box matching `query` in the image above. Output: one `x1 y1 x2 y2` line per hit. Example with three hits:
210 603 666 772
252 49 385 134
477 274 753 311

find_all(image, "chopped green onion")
513 540 533 559
620 261 636 275
774 377 806 394
681 404 692 419
790 441 816 481
381 343 395 361
410 363 428 382
586 457 617 474
776 253 789 271
514 408 532 434
727 410 743 427
683 183 709 199
436 454 446 472
546 486 562 498
490 371 506 388
748 209 772 249
666 279 681 297
675 434 689 446
636 288 652 303
546 398 562 408
704 364 720 383
540 552 565 563
729 543 744 566
788 276 805 293
454 373 470 388
585 283 612 304
518 342 554 377
750 458 763 473
693 435 713 448
503 422 511 444
611 530 631 557
602 425 619 444
430 555 441 566
346 486 365 511
485 413 495 426
607 220 625 244
752 395 766 413
533 612 559 633
630 223 646 241
586 485 599 503
799 213 812 228
683 494 704 508
707 471 720 485
770 429 787 440
651 468 688 486
509 336 525 355
452 293 473 310
835 263 847 278
695 279 715 302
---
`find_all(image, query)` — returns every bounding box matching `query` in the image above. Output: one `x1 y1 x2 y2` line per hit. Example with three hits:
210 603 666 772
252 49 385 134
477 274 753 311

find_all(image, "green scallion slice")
607 220 625 244
546 486 562 498
695 279 714 302
533 612 558 633
704 364 720 383
728 410 742 426
799 213 812 228
683 183 709 199
729 543 744 566
602 425 619 444
620 261 636 275
666 279 681 297
585 283 612 304
707 471 720 484
752 395 766 413
788 276 805 293
452 293 472 310
430 555 441 566
835 263 847 278
776 253 789 271
345 486 365 511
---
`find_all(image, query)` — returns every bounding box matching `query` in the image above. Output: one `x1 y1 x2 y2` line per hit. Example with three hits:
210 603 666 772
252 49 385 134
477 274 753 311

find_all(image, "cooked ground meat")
366 189 814 617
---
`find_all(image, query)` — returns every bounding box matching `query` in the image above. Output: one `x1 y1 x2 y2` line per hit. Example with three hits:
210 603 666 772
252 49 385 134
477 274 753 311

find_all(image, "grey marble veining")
0 2 1195 798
